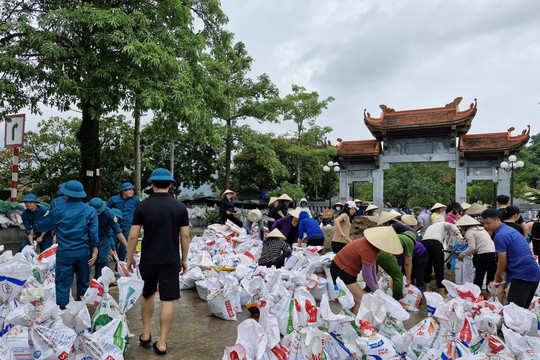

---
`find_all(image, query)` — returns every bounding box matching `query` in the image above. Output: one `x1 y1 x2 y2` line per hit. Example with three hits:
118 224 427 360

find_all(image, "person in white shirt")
456 215 496 294
422 215 463 296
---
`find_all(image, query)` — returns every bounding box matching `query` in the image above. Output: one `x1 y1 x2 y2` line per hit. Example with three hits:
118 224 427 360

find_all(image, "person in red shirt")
330 226 403 314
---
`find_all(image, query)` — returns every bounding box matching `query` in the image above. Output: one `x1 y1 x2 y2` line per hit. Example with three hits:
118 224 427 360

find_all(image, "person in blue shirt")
481 209 540 308
50 183 67 210
107 182 140 261
35 180 98 309
89 198 127 279
18 194 53 252
297 211 325 248
351 199 365 220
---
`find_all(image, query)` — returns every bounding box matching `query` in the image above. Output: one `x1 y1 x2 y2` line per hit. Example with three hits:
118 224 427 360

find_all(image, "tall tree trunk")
77 100 100 198
296 122 302 187
225 118 232 190
134 99 141 196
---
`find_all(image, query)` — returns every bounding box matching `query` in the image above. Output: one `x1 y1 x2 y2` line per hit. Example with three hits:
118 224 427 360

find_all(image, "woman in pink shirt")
445 202 462 224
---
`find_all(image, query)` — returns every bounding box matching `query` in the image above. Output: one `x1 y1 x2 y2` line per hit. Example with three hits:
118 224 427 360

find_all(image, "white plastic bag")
335 277 354 310
235 319 267 360
208 287 240 321
399 285 422 311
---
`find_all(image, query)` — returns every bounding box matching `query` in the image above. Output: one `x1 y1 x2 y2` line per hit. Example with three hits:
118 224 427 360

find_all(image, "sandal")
153 341 167 355
139 334 151 346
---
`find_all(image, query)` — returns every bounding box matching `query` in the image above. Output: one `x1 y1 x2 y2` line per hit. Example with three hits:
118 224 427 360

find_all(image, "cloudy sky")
3 1 539 147
221 0 540 144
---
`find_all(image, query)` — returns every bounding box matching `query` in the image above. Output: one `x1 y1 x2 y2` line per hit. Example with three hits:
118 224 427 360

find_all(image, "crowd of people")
217 190 540 313
14 168 186 355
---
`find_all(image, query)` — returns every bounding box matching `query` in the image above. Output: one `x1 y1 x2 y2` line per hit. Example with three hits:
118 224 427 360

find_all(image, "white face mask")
335 206 341 211
226 194 232 199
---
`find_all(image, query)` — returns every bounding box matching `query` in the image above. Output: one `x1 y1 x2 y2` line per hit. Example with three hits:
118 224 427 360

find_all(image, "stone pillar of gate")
373 168 384 210
497 168 511 196
455 166 467 204
338 169 348 203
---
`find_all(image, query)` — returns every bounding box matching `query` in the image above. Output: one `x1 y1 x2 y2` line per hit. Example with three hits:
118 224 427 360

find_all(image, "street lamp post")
323 161 340 209
500 155 524 205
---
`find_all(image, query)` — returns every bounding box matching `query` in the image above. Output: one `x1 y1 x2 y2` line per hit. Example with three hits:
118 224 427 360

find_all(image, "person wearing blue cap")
50 183 67 210
18 194 53 252
89 198 127 279
125 168 189 355
107 182 140 261
35 180 98 309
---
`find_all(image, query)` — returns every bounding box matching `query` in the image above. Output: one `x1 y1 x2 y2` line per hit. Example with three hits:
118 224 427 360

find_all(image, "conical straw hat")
221 189 236 198
460 202 471 211
266 229 286 240
364 226 403 255
278 193 293 201
455 214 481 227
401 214 418 227
465 203 487 216
431 202 447 211
366 204 379 212
331 202 344 210
268 197 279 207
247 209 262 222
288 208 302 219
377 210 399 225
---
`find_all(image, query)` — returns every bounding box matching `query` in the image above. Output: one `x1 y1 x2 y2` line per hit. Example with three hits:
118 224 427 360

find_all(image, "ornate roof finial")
445 97 462 109
523 125 531 136
507 127 515 137
379 104 395 113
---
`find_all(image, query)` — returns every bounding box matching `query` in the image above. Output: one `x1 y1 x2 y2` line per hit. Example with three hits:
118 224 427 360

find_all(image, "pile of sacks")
0 244 143 359
0 200 24 229
181 223 540 359
224 279 540 359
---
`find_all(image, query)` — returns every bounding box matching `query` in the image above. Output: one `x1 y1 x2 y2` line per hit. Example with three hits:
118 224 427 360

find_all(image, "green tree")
0 115 133 201
281 85 334 187
0 0 225 196
267 182 305 203
204 40 281 189
516 134 540 189
384 163 455 208
270 126 337 200
467 181 497 206
227 127 288 192
140 118 217 192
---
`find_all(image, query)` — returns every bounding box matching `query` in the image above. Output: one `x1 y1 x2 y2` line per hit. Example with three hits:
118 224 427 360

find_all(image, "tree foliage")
281 85 334 187
0 0 227 196
0 115 132 201
140 118 218 192
384 163 456 208
203 40 282 189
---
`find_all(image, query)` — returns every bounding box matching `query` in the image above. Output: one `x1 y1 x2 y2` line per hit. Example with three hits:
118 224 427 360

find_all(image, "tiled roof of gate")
336 140 380 156
459 126 530 152
364 97 477 137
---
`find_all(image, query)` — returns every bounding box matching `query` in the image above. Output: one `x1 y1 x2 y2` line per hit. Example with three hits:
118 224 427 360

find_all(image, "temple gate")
334 97 530 209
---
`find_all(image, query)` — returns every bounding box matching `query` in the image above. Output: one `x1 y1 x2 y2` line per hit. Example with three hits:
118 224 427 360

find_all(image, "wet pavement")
122 286 428 359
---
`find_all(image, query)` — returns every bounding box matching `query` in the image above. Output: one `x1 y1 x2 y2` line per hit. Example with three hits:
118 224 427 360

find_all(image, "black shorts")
330 261 358 285
139 262 181 301
307 236 325 247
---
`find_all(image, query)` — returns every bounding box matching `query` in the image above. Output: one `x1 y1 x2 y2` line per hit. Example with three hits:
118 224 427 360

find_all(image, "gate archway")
333 98 530 209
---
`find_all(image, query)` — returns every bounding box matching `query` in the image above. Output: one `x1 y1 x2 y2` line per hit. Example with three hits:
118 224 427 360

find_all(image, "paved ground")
122 286 428 359
3 233 430 359
124 288 253 360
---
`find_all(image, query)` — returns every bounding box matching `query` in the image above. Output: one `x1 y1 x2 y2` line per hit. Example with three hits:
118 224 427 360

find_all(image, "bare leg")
156 300 174 351
346 282 365 315
438 287 446 297
141 294 155 342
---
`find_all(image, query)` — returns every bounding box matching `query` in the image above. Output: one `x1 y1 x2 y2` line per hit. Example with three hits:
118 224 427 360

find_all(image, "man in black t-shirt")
496 194 528 237
126 168 190 355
